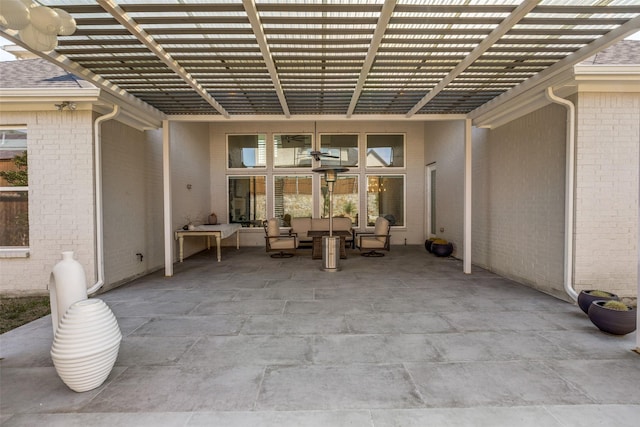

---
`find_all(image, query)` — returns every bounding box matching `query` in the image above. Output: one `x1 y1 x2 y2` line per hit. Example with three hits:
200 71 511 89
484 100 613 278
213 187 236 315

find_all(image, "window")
0 128 28 247
366 175 404 227
320 174 359 227
228 176 266 226
366 134 404 168
274 175 313 223
228 134 266 168
273 134 313 168
319 134 358 167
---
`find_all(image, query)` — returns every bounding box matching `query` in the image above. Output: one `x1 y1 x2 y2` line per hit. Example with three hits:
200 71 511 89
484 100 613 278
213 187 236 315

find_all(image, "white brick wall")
479 105 567 298
574 92 639 297
426 107 568 299
101 120 164 288
0 110 96 295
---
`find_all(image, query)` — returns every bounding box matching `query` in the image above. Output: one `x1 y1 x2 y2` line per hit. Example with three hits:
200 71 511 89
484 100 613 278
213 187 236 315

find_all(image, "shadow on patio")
1 245 638 426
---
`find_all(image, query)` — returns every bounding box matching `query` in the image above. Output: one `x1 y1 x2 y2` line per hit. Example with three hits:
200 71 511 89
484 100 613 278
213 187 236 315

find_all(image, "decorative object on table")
208 212 218 225
587 300 636 335
49 251 88 334
430 239 453 257
577 289 619 314
424 237 438 253
50 298 122 392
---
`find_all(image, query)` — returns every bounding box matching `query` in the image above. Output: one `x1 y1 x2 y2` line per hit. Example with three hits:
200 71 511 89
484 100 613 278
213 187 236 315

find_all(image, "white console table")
174 224 242 262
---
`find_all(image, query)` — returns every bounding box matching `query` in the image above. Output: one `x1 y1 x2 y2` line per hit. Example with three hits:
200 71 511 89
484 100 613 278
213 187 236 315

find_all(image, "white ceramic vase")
49 251 88 334
50 299 122 392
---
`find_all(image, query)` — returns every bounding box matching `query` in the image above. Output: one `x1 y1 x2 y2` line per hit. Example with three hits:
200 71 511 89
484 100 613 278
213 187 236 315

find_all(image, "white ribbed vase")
50 298 122 393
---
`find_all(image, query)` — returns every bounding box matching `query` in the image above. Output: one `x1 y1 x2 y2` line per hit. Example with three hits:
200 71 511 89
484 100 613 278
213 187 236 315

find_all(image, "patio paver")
1 245 638 426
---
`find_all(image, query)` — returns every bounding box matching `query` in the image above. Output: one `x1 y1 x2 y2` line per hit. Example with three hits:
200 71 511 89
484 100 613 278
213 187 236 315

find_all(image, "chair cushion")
267 218 280 237
270 238 296 249
331 217 352 231
311 218 330 230
290 217 312 236
359 235 386 249
374 217 389 242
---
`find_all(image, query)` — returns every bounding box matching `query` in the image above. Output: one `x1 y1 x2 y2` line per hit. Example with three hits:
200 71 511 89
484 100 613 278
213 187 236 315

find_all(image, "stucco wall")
424 120 466 257
101 119 164 290
574 92 639 297
0 110 95 295
207 120 426 247
170 121 212 259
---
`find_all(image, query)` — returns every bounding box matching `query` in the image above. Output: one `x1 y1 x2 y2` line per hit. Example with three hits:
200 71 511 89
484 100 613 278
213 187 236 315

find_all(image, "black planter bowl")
587 301 637 335
431 242 453 257
424 239 435 253
577 290 619 314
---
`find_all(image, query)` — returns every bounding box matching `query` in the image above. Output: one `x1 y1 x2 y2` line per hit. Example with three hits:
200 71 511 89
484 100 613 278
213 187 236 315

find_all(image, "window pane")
319 134 358 167
366 134 404 168
0 191 29 246
228 134 266 168
274 134 312 168
321 175 359 227
228 176 266 227
366 175 404 227
274 175 312 225
0 129 27 187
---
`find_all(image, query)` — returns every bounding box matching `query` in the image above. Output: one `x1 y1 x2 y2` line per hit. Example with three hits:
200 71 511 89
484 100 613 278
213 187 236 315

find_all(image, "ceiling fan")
308 150 339 161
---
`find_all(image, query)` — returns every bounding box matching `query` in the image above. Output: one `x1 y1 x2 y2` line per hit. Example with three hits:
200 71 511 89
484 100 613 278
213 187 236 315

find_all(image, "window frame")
226 174 267 227
0 126 29 251
364 173 406 228
365 133 406 169
272 133 314 169
226 133 267 170
273 174 314 222
318 133 360 169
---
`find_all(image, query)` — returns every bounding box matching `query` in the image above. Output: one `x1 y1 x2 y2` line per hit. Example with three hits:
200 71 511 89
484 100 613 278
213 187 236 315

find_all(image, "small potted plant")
577 290 619 314
587 300 637 335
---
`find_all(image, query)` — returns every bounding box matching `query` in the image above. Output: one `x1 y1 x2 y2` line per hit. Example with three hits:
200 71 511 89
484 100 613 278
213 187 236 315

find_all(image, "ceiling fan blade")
310 150 340 159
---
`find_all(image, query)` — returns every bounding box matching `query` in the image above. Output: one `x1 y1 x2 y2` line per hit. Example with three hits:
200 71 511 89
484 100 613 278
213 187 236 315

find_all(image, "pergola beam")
406 0 541 118
347 0 396 118
470 15 640 126
242 0 290 118
96 0 230 118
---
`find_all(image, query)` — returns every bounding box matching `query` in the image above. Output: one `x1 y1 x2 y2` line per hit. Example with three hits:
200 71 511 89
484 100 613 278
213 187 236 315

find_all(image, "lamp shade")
53 8 76 36
30 5 61 35
19 23 57 52
0 0 30 30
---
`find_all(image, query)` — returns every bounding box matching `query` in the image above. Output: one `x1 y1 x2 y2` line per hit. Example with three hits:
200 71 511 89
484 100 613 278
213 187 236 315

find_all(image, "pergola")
1 0 639 121
2 0 639 348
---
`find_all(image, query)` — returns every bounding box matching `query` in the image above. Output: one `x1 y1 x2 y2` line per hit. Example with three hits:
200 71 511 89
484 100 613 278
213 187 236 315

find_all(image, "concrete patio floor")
1 245 638 426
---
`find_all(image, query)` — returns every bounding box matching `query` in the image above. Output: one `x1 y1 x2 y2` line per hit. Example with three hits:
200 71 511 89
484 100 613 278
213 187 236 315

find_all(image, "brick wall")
480 105 567 298
426 108 568 299
574 92 640 296
101 119 164 289
0 110 95 295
